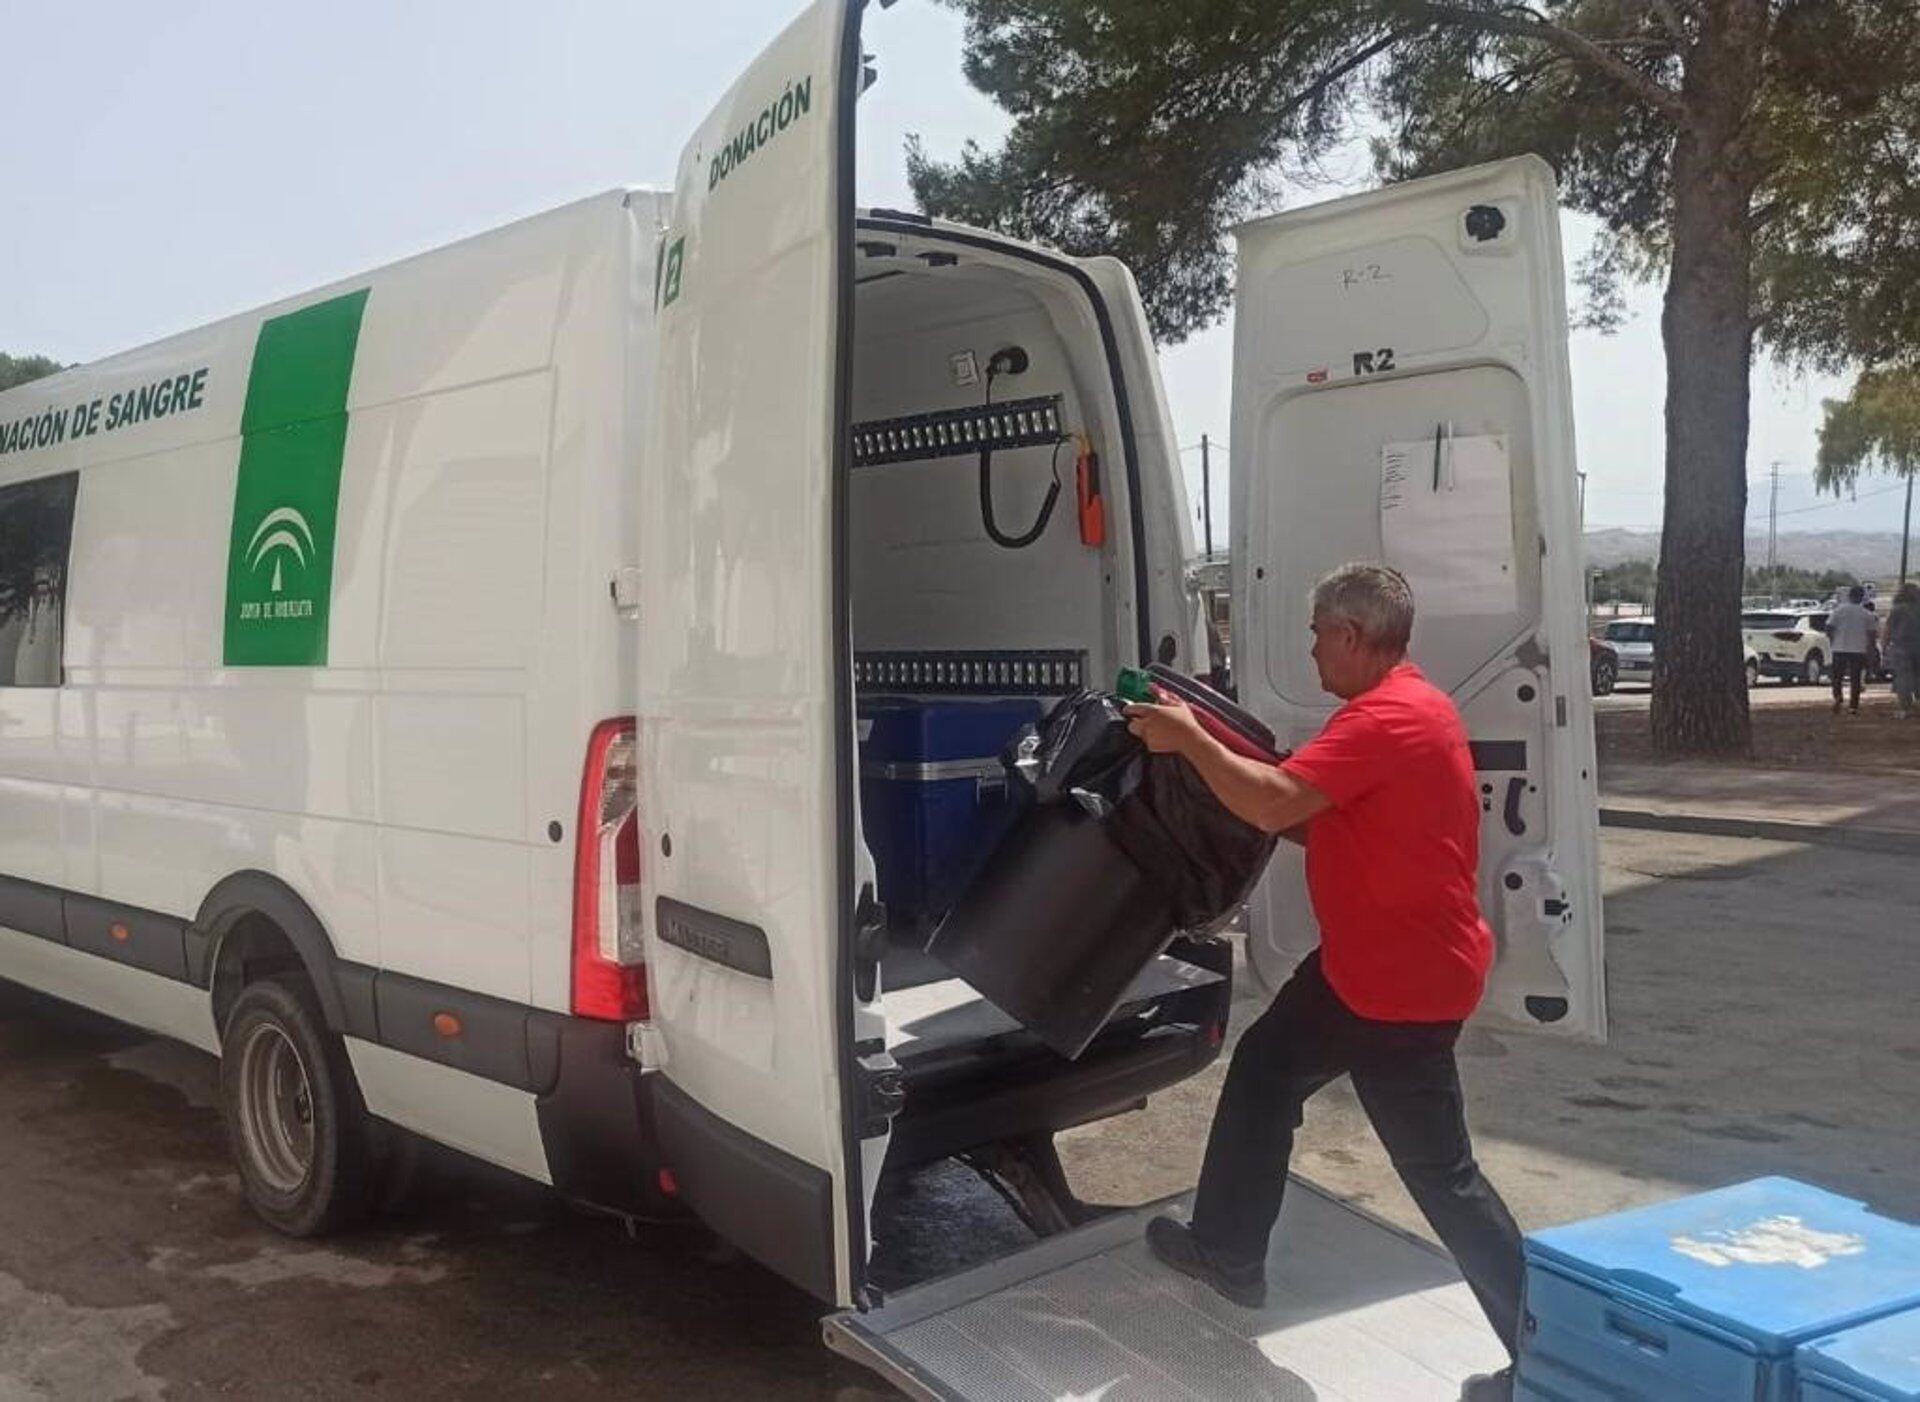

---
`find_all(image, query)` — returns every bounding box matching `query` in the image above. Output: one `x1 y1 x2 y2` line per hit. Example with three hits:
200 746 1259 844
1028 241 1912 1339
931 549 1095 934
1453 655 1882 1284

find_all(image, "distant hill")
1584 528 1907 580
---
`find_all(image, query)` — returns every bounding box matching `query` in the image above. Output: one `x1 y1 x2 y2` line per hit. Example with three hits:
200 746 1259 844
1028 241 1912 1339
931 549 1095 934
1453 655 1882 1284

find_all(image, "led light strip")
850 394 1065 468
855 649 1087 696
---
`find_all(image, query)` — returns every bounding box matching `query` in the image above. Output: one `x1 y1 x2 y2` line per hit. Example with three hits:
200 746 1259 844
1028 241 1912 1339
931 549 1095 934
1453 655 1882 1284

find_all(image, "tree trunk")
1650 7 1765 757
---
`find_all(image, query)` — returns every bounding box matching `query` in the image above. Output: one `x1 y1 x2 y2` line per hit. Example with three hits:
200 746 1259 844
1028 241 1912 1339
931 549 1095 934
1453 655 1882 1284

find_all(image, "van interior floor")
833 1180 1509 1401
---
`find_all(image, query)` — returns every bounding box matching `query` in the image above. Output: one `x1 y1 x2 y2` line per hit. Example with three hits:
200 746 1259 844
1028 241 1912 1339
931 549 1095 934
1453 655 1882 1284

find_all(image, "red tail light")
1773 631 1803 642
572 717 648 1021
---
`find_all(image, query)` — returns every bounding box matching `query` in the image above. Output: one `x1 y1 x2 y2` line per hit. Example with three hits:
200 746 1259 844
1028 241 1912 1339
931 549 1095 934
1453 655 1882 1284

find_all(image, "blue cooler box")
1520 1178 1920 1401
1798 1308 1920 1401
857 697 1044 929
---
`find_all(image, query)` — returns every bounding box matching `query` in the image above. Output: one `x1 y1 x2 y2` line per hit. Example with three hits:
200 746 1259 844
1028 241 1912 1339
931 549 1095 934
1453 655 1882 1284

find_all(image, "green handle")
1115 666 1154 703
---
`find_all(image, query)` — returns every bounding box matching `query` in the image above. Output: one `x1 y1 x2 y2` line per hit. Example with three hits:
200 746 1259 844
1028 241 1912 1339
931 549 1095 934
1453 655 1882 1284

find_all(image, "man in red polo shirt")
1126 562 1522 1393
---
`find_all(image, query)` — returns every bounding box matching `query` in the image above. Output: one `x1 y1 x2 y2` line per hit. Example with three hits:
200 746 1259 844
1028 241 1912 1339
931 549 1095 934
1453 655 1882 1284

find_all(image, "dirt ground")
1597 683 1920 773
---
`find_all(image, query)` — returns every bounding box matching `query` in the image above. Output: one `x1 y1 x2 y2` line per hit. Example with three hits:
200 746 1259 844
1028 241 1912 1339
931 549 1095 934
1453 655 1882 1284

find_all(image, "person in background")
1124 562 1522 1402
1884 582 1920 719
1825 585 1878 715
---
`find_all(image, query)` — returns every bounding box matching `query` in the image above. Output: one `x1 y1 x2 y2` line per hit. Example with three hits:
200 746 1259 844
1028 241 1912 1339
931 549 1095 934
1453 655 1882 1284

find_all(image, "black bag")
1105 751 1277 934
1006 686 1278 932
1005 688 1135 809
928 679 1279 1057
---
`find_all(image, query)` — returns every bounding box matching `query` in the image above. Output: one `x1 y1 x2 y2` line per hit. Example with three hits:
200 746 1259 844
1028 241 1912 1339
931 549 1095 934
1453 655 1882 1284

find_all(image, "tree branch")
1265 25 1414 123
1746 194 1788 231
1411 3 1689 120
1431 51 1570 157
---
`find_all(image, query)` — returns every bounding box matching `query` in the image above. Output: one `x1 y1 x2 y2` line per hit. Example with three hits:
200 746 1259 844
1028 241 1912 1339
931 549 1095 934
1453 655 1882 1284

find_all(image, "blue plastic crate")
1518 1179 1920 1401
1798 1307 1920 1401
856 696 1043 927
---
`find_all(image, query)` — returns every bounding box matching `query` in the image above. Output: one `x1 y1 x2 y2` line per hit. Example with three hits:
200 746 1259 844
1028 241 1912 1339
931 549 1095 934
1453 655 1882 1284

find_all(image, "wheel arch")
192 872 374 1040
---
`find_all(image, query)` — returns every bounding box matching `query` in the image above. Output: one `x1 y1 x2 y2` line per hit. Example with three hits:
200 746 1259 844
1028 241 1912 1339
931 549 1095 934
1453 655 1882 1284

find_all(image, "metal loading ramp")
826 1180 1507 1400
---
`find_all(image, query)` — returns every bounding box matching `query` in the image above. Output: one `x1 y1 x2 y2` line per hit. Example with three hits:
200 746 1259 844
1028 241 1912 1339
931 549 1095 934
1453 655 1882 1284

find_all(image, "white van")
0 0 1600 1388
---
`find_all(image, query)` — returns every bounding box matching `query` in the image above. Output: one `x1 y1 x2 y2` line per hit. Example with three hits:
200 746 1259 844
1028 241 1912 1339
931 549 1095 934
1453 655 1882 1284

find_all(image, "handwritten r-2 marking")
1341 263 1391 289
1352 347 1397 375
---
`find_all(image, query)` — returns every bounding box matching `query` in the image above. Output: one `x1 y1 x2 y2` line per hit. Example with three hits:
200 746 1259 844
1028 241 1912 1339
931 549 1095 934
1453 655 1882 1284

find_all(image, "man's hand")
1126 686 1331 835
1125 691 1208 757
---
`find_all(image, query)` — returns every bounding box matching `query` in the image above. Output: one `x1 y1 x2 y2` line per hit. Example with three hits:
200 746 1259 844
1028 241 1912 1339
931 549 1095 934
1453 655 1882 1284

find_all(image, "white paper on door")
1380 432 1516 616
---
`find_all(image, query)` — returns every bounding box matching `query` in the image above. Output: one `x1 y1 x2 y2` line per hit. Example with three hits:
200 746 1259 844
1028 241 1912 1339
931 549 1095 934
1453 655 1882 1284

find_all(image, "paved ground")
1061 828 1920 1243
3 826 1916 1399
0 988 889 1401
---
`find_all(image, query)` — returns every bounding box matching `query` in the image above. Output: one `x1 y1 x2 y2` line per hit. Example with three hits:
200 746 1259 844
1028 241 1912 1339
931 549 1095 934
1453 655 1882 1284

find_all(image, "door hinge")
853 882 888 965
855 1049 905 1138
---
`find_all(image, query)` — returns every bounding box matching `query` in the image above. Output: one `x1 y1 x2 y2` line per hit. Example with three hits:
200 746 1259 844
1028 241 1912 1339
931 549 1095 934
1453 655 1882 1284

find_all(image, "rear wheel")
1803 652 1825 687
1745 658 1760 689
1591 656 1617 697
221 975 374 1237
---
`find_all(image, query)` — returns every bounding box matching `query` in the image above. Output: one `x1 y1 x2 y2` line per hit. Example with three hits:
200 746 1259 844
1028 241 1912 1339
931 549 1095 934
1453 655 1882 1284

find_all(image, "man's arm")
1125 696 1330 834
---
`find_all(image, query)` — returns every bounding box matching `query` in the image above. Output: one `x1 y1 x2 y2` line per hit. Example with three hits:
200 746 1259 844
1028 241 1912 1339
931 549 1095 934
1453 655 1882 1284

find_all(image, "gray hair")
1312 562 1415 654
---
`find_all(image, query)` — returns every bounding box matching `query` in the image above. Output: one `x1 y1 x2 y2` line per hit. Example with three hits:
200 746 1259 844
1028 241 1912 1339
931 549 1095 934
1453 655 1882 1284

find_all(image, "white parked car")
1599 617 1761 687
1598 618 1655 683
1742 610 1831 685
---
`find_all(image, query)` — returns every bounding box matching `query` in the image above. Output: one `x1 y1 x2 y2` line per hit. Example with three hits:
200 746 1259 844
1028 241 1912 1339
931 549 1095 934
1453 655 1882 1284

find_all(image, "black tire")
1745 658 1760 689
220 974 374 1237
1803 652 1825 687
1592 657 1617 697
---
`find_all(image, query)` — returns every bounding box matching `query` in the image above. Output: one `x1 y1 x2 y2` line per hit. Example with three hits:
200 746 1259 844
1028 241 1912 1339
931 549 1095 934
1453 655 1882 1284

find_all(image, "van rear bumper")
532 1015 676 1219
533 937 1231 1218
531 1014 1226 1218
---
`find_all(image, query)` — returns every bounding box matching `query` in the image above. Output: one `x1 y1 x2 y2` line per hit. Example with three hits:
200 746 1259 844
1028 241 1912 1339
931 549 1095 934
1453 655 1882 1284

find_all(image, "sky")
1 0 1902 544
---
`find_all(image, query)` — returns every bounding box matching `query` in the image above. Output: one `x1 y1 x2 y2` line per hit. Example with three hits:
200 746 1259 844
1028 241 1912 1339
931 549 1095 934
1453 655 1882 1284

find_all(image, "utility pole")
1767 461 1781 602
1902 471 1914 585
1200 433 1215 559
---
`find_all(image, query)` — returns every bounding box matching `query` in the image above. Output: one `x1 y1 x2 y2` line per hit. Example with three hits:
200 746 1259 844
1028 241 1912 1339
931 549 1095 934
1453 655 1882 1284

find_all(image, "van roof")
0 188 664 422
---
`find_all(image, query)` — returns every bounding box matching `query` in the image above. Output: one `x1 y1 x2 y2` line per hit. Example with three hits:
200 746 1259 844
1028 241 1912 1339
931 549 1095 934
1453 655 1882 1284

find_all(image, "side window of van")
0 472 79 687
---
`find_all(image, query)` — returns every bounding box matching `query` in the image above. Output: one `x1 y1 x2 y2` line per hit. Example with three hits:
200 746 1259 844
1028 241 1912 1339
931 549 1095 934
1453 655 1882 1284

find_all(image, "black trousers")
1832 651 1867 709
1190 952 1525 1355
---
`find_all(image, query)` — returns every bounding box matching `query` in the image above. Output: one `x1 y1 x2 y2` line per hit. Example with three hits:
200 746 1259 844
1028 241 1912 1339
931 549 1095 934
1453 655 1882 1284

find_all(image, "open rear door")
637 0 869 1304
1230 157 1605 1040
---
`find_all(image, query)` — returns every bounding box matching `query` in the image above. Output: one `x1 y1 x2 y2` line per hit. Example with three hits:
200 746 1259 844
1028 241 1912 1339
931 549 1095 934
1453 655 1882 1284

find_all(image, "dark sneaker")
1460 1366 1515 1400
1144 1215 1267 1309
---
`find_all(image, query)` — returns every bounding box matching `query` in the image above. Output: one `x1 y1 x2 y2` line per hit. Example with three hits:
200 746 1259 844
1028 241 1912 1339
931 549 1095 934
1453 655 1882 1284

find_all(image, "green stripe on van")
222 290 368 667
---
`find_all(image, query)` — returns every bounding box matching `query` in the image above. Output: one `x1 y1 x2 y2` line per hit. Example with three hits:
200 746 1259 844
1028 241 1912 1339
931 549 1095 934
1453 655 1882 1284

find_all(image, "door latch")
610 567 642 615
853 882 888 965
